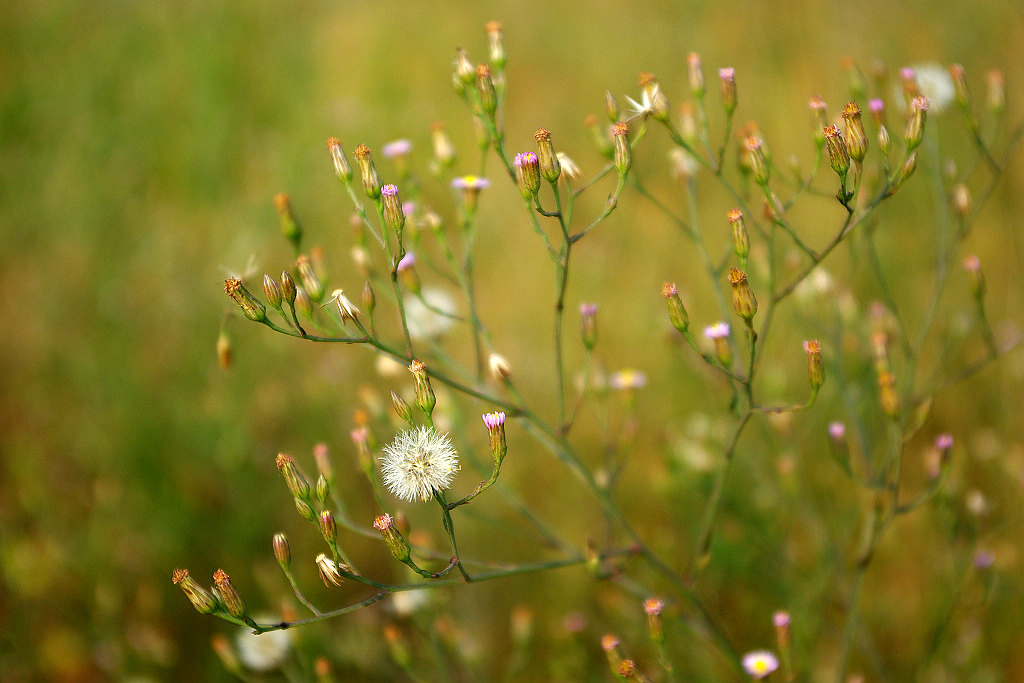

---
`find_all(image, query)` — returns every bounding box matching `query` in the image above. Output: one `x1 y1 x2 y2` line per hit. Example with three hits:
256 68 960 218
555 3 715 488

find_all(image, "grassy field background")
3 1 1024 680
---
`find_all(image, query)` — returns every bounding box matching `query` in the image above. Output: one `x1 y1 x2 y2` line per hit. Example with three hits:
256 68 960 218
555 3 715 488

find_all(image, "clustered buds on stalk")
534 128 561 182
353 144 382 200
224 278 266 323
662 282 690 333
274 192 301 248
408 359 436 416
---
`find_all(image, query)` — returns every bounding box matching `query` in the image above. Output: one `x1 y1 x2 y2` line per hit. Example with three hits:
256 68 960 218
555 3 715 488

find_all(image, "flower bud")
887 152 918 194
353 144 382 200
272 533 291 570
841 101 868 162
514 152 541 200
374 513 413 564
319 509 338 547
534 128 561 182
584 115 614 158
451 175 490 212
476 64 497 119
809 96 828 147
408 359 436 416
296 255 324 303
579 303 598 350
294 496 317 522
904 95 929 151
482 411 507 466
878 122 892 157
644 598 665 646
212 569 245 618
391 390 414 425
315 553 345 587
604 90 619 123
381 184 406 238
952 183 972 220
823 124 851 178
489 353 511 384
217 332 231 371
279 271 297 306
662 282 690 333
274 192 301 248
263 273 282 309
950 64 969 109
327 137 352 183
431 122 456 169
315 473 329 508
804 339 824 390
224 278 266 323
362 280 376 317
963 254 985 298
275 453 310 501
172 568 218 614
705 322 732 367
454 48 475 85
727 208 749 261
878 370 900 419
687 52 705 98
745 136 770 186
611 122 631 176
294 286 313 320
986 70 1004 113
728 268 758 322
486 21 505 70
719 67 737 114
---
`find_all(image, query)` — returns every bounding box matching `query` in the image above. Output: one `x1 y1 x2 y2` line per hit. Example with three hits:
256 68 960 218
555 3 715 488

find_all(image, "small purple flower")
869 98 885 114
719 67 735 80
828 422 846 441
397 252 415 272
451 175 490 190
579 302 598 316
935 433 954 451
482 411 506 429
742 650 779 679
974 549 995 569
382 139 412 158
381 184 399 197
514 151 538 167
773 611 790 628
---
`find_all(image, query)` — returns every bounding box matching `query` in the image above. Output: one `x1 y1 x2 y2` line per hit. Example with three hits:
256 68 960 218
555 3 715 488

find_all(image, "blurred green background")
3 0 1024 680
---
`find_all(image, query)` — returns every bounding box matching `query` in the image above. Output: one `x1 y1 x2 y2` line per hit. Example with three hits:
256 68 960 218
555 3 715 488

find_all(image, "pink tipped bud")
719 67 737 114
611 122 631 176
804 339 824 390
482 411 507 465
687 52 705 97
514 151 541 199
579 303 598 350
662 282 690 333
327 137 352 183
380 184 406 237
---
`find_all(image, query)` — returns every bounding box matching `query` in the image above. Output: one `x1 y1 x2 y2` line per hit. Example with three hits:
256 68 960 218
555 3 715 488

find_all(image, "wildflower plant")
179 22 1024 681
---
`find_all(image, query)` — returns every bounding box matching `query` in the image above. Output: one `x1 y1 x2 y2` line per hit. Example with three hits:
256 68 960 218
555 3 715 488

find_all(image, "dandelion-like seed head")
742 650 779 679
380 426 460 502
